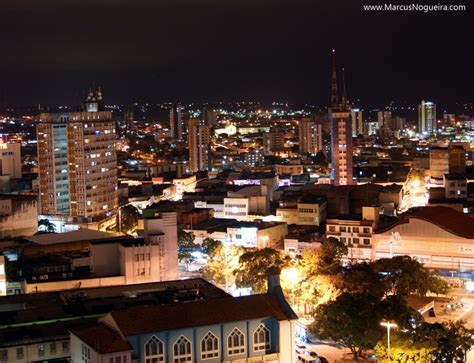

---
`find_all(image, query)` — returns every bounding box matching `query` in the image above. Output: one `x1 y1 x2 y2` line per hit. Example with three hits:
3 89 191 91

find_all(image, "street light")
281 267 300 307
380 321 397 361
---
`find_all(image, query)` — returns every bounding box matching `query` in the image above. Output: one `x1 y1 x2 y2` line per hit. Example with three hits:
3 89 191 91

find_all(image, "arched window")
227 328 245 355
173 336 192 363
253 324 270 351
201 332 219 359
144 336 164 363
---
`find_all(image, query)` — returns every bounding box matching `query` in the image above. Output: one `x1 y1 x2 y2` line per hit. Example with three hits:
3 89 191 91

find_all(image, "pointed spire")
330 49 338 108
342 67 347 104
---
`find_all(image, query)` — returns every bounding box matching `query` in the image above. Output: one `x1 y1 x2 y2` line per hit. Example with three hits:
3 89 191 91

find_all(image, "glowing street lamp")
281 267 300 307
380 321 397 361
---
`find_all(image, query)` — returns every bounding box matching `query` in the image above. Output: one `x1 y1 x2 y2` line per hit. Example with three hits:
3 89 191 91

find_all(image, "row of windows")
340 237 371 245
144 325 270 363
0 342 69 361
328 226 371 234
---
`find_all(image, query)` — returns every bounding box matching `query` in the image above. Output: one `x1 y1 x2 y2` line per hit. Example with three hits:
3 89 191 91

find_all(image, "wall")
24 275 126 293
0 196 38 239
91 242 120 276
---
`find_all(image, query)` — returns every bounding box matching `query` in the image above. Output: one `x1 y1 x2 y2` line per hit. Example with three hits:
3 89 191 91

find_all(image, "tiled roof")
377 206 474 239
409 206 474 238
70 322 132 354
109 293 294 336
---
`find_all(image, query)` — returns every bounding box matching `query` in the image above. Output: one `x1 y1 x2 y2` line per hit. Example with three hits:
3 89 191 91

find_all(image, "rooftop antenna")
342 67 347 105
330 49 338 108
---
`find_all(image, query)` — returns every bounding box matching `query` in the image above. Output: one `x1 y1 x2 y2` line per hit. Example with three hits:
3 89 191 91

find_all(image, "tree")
119 205 140 233
317 237 348 275
311 293 418 360
201 237 222 256
177 228 199 267
373 256 450 297
234 248 291 293
38 218 56 233
337 256 449 299
202 244 243 288
375 320 473 362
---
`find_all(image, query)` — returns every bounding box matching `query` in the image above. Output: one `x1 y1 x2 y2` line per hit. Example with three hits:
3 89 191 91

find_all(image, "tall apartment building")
37 88 118 232
169 105 184 140
377 111 392 130
202 106 217 126
188 118 210 173
263 127 285 153
329 50 354 186
351 108 363 137
418 100 436 134
299 118 323 154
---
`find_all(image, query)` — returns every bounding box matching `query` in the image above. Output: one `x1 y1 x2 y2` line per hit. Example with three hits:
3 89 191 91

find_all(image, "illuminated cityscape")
0 1 473 362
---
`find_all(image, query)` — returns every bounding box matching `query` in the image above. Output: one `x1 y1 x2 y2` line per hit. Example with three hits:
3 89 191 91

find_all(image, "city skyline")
0 0 472 108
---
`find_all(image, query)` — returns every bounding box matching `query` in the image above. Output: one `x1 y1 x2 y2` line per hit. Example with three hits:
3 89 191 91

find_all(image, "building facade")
69 270 297 363
299 118 323 155
188 119 211 173
170 105 184 141
37 88 118 232
418 100 436 134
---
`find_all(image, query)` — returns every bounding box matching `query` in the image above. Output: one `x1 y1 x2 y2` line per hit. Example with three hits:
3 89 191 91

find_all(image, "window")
201 332 219 359
353 238 360 244
0 350 7 362
145 336 165 362
363 239 370 245
363 227 370 234
38 344 45 357
227 328 245 355
173 336 192 363
253 324 270 351
50 342 57 354
16 347 24 359
81 343 90 363
340 227 346 232
62 341 69 353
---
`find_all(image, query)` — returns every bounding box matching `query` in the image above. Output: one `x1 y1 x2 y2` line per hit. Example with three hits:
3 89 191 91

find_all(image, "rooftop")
71 323 132 354
108 293 295 336
24 229 119 246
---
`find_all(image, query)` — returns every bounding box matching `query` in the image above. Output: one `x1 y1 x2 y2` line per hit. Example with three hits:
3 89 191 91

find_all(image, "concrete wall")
0 196 38 239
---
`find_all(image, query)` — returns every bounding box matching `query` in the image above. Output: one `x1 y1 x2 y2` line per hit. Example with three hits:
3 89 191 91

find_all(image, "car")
296 344 307 354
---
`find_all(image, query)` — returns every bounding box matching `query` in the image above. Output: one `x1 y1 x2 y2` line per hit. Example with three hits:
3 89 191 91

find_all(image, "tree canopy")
234 247 291 293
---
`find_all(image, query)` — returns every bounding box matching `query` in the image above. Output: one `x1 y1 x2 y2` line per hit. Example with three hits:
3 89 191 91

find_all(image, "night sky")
0 0 472 109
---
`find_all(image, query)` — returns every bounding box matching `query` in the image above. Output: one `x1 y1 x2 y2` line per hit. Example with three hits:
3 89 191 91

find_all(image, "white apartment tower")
37 88 118 232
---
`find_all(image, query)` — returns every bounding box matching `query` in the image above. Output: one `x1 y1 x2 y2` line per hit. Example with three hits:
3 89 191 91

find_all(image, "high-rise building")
188 119 210 173
169 105 184 140
418 100 436 134
391 116 406 131
37 88 118 232
263 127 285 154
123 107 134 130
350 108 363 137
202 106 217 127
299 118 323 155
377 111 392 130
329 50 354 186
